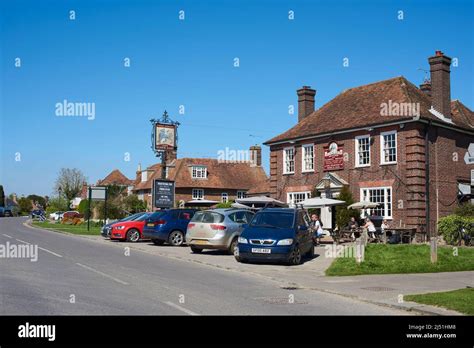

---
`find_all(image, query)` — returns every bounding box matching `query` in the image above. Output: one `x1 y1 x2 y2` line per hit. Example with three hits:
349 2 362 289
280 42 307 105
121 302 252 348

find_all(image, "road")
0 217 410 315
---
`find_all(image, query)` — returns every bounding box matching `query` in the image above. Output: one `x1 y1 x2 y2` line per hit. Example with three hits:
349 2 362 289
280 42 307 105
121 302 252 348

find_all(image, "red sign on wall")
323 142 344 171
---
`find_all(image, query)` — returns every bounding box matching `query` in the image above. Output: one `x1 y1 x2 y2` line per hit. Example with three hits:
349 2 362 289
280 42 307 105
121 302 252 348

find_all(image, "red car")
110 213 151 242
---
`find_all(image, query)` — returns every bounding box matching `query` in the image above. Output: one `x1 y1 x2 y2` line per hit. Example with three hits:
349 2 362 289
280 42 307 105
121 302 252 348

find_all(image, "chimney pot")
428 51 452 118
297 86 316 122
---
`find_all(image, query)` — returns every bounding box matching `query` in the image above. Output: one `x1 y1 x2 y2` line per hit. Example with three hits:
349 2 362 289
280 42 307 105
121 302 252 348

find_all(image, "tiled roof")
98 169 133 186
265 76 474 144
247 179 270 195
133 158 268 192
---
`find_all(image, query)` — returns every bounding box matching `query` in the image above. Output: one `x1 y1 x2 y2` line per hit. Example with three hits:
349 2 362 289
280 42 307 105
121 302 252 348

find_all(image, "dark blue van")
236 208 314 265
143 209 198 246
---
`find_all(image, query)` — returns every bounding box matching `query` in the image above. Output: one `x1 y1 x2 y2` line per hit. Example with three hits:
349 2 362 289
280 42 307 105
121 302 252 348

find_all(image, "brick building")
264 51 474 237
132 146 268 210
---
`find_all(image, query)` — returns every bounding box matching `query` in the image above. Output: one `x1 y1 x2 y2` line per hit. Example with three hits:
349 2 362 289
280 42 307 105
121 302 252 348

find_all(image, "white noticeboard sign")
90 188 106 200
471 169 474 186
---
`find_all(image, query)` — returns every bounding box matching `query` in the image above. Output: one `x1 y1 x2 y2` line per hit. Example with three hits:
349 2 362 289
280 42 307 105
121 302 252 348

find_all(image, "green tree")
54 168 87 205
45 197 69 215
17 197 33 214
27 194 46 208
122 194 147 213
77 199 92 219
0 185 5 207
335 186 359 229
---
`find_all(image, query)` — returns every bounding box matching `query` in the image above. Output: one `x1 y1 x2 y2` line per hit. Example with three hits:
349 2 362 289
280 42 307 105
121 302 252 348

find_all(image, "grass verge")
404 288 474 315
325 244 474 276
31 221 101 235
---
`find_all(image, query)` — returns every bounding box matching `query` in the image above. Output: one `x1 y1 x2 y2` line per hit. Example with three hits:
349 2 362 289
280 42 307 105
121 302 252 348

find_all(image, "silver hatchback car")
186 208 255 254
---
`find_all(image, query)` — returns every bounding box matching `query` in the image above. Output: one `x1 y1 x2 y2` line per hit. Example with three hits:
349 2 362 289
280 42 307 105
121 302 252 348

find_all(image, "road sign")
90 187 107 200
153 179 175 209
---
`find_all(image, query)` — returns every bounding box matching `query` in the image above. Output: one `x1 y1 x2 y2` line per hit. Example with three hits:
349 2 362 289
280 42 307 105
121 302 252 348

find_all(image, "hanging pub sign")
323 142 344 171
154 123 177 152
153 179 175 209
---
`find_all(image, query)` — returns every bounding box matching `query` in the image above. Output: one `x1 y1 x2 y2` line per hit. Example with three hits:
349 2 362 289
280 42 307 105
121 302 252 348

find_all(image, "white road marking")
2 234 12 238
75 263 129 285
38 247 63 258
164 301 199 316
16 239 31 245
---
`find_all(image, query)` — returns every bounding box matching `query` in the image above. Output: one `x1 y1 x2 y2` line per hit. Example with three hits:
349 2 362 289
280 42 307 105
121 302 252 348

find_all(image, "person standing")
310 214 324 245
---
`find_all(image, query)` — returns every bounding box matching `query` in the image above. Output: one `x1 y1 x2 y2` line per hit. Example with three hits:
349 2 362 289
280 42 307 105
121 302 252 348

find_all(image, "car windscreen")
250 212 294 229
147 211 165 222
191 211 224 223
136 213 151 221
122 213 143 222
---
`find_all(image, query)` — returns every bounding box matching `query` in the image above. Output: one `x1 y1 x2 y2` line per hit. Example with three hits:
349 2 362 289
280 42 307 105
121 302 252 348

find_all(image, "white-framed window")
287 191 311 206
360 187 392 218
237 191 246 199
221 192 228 203
302 144 314 172
192 188 204 200
283 147 295 174
192 166 207 179
380 131 397 164
355 135 371 167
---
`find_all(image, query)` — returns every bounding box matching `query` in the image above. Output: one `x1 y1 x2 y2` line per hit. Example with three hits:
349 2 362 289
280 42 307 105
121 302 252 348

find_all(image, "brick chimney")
428 51 451 118
250 145 262 166
297 86 316 122
419 80 432 98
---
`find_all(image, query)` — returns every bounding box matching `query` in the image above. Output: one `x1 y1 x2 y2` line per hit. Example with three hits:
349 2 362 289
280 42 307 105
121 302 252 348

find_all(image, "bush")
77 199 91 219
454 203 474 217
438 214 474 245
215 200 234 208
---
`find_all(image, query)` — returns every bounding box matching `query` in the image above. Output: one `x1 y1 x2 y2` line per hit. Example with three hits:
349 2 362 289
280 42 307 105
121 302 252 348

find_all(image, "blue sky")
1 0 473 197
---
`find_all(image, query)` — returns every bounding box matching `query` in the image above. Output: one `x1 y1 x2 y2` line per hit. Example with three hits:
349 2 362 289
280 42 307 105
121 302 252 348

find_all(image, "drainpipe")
425 121 432 239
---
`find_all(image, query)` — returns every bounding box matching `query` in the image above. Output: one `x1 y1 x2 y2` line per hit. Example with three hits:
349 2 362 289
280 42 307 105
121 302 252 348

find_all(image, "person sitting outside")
362 217 377 239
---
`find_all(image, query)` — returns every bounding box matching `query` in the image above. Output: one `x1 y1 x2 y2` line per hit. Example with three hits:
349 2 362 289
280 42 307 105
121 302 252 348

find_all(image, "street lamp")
58 187 62 209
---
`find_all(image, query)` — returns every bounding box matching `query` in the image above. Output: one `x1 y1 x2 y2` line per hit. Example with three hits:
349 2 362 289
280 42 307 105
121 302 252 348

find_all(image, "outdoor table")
331 228 363 244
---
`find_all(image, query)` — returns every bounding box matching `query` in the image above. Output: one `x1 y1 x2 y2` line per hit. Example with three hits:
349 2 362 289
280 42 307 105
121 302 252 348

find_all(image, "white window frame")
355 135 371 168
283 147 295 174
237 191 246 199
287 191 311 206
192 188 204 200
221 192 228 203
192 166 207 179
380 131 397 165
360 186 393 219
301 143 314 173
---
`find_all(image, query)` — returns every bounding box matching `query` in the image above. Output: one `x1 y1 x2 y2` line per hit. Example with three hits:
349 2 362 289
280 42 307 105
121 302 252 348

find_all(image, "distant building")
133 146 268 210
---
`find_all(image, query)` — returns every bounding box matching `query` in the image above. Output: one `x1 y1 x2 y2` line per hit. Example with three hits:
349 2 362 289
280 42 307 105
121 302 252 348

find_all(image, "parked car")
109 213 152 242
101 212 147 238
143 209 198 246
0 207 4 217
186 209 255 254
62 211 81 219
235 207 314 265
49 211 64 221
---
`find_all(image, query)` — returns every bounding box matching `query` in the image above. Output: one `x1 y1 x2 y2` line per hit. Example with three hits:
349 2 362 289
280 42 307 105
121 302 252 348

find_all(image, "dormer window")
192 166 207 179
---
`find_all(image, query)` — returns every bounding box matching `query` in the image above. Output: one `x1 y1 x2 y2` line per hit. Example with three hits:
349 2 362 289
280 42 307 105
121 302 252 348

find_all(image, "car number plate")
251 248 271 254
147 223 154 227
194 240 207 245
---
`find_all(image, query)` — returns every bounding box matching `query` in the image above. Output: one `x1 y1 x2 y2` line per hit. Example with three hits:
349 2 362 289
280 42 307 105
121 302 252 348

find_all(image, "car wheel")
288 245 302 265
168 230 185 246
152 239 165 246
228 238 238 255
190 246 203 253
126 229 140 243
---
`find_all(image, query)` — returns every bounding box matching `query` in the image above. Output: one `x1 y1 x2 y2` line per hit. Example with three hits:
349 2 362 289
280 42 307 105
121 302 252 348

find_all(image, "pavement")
1 217 471 315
